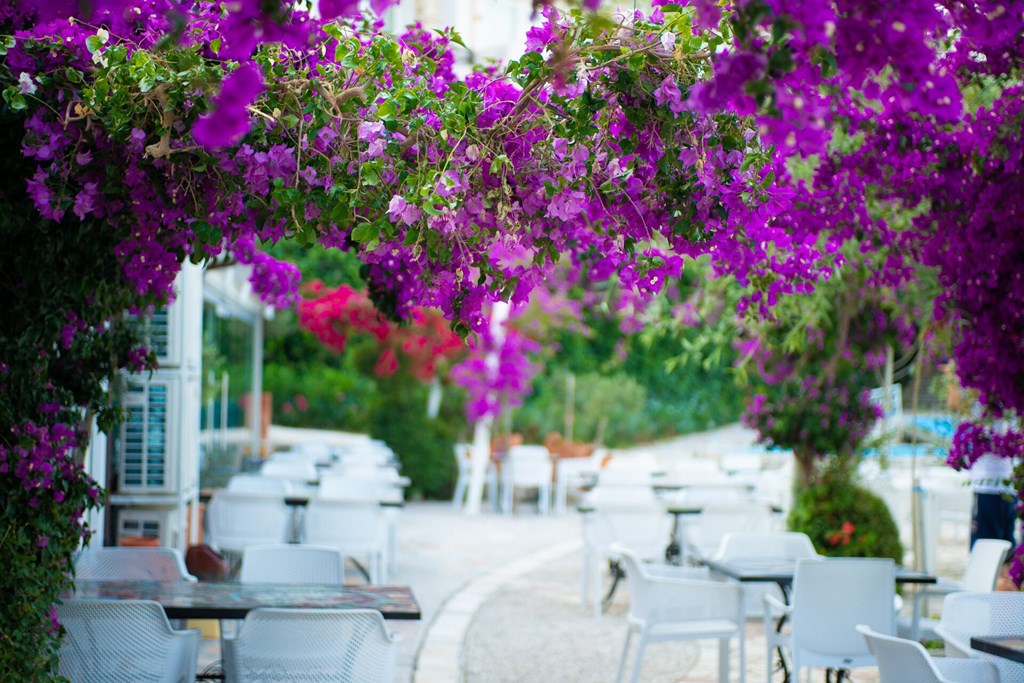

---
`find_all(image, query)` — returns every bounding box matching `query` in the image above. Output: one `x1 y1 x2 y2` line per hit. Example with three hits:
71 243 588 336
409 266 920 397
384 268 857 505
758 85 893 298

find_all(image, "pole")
465 301 510 515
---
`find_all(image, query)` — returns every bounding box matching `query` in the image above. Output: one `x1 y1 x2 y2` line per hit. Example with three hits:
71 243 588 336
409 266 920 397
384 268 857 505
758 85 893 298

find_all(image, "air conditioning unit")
116 506 182 549
116 377 180 494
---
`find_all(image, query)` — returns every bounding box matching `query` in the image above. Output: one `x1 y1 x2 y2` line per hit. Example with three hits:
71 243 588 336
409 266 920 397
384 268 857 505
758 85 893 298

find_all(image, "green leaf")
210 38 221 55
350 223 376 243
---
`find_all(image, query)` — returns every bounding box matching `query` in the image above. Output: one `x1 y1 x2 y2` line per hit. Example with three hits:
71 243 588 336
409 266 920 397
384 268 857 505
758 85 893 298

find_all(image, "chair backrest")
505 445 552 485
227 474 294 495
74 547 196 582
240 544 345 584
612 545 741 628
938 591 1024 652
857 624 949 683
57 599 199 683
223 608 397 683
207 491 291 553
962 539 1012 591
791 558 896 658
304 498 383 550
584 494 673 560
260 459 318 482
685 502 777 559
318 475 381 501
713 531 819 561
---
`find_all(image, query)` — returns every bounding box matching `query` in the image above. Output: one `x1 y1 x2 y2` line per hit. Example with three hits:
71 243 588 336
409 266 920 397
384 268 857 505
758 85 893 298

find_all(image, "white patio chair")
57 599 200 683
207 490 291 556
451 443 499 511
764 557 896 682
599 451 660 486
227 473 295 495
935 591 1024 683
74 547 197 582
500 445 553 515
240 544 345 584
260 458 318 483
710 531 818 624
901 538 1011 641
684 502 778 561
581 487 673 616
857 624 1000 683
554 448 607 515
223 608 399 683
304 498 388 583
611 544 744 683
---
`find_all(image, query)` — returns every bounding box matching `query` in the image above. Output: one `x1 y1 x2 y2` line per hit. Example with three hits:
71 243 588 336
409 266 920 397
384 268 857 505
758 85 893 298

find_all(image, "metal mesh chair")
57 599 199 683
74 547 197 582
222 608 399 683
240 544 345 584
935 591 1024 683
858 624 999 683
611 544 744 683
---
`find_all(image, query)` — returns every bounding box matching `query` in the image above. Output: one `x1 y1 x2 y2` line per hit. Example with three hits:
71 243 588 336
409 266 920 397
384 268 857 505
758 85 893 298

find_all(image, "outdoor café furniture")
971 636 1024 664
260 458 318 484
682 502 779 560
500 444 553 516
709 531 818 620
65 580 421 621
553 448 607 515
859 624 1000 683
451 442 499 511
304 497 388 583
610 544 744 683
206 490 291 558
580 486 674 613
226 473 296 495
57 599 200 683
936 591 1024 683
764 558 897 683
74 546 197 582
901 538 1011 641
239 544 346 584
222 608 399 683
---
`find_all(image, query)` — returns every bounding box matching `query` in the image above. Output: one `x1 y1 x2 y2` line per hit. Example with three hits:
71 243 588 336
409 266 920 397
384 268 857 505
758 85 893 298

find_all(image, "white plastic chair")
451 443 499 511
57 599 200 683
500 445 553 515
599 451 660 486
223 608 399 683
581 487 674 616
711 531 819 623
554 448 607 515
611 544 744 683
260 458 318 483
935 591 1024 683
304 498 388 583
684 502 779 560
902 538 1011 640
764 558 896 681
207 490 291 555
240 544 345 584
857 624 1000 683
227 473 295 495
74 547 197 582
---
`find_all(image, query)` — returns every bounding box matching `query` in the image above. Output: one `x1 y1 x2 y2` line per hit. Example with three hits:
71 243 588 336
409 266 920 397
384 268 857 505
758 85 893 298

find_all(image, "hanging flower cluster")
449 317 542 421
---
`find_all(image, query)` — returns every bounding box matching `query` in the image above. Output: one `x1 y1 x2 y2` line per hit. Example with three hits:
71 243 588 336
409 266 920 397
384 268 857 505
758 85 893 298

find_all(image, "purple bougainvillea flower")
192 64 265 150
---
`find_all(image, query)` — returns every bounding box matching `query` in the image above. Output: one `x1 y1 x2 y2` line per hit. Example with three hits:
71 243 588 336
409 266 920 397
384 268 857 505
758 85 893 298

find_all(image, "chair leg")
719 637 730 683
629 632 648 683
615 628 633 683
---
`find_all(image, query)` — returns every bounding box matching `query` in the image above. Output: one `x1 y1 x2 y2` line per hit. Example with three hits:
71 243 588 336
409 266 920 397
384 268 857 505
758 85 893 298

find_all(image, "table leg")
664 512 683 566
602 559 625 612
